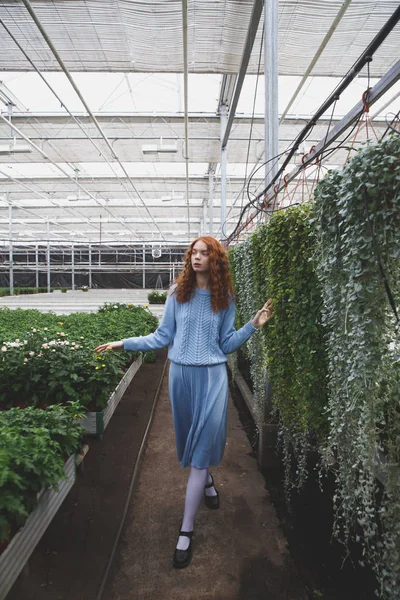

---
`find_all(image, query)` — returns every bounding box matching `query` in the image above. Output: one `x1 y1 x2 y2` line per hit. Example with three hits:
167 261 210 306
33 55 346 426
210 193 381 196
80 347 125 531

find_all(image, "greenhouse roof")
1 1 399 77
0 1 399 244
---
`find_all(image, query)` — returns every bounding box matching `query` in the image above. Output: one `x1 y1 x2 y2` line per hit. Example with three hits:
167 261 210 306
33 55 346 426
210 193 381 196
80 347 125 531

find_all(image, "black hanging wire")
247 120 318 202
318 58 371 166
228 5 400 242
360 59 399 323
239 22 265 216
229 149 289 232
236 58 375 228
382 109 400 138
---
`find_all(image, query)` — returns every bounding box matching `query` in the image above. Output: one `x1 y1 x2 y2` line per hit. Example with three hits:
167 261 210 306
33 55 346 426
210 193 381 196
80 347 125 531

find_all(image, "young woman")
94 236 273 569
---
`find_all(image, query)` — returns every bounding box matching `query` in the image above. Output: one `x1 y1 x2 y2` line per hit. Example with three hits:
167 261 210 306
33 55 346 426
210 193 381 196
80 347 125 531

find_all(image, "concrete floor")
0 289 165 317
104 364 307 600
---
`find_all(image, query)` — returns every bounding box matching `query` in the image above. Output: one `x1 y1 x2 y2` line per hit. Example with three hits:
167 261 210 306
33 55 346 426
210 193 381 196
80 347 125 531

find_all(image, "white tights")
176 465 217 551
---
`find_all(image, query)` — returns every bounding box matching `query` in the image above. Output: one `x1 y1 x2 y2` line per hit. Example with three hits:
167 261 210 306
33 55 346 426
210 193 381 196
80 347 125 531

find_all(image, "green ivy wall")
229 133 400 599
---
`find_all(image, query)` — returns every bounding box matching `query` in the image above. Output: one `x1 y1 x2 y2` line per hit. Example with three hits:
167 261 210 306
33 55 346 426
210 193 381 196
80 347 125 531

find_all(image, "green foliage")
147 290 167 304
0 403 85 543
230 238 266 420
0 287 50 297
262 203 328 491
0 287 70 297
230 132 400 598
313 133 400 598
0 305 158 410
143 350 156 363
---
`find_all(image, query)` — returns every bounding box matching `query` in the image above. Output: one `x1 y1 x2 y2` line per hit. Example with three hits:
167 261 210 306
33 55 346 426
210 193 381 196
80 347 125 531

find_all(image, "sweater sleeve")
219 298 258 355
123 288 176 352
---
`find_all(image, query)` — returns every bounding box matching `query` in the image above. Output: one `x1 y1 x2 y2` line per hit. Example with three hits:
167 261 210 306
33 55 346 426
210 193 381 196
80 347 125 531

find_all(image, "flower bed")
0 303 158 412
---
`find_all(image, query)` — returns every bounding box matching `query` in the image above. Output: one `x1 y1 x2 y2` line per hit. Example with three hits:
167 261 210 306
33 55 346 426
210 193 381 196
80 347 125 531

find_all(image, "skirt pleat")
168 361 229 469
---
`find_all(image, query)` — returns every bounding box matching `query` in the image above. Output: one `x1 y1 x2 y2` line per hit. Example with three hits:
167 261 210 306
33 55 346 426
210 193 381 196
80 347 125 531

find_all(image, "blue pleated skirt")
168 361 229 469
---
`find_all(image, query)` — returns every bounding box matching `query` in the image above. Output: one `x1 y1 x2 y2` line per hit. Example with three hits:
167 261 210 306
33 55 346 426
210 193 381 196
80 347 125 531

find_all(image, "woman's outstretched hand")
251 298 274 329
94 341 124 353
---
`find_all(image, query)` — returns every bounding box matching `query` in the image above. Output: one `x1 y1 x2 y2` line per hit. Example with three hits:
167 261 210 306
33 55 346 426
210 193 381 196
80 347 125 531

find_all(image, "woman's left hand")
251 298 274 328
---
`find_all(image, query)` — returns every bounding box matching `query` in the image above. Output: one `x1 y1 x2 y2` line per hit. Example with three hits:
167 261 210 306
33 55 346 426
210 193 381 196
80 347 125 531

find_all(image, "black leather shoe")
173 528 193 569
204 473 220 510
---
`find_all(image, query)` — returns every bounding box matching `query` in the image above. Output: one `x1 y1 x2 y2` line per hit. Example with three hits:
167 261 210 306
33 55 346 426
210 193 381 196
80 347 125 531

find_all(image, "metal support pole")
71 243 75 291
88 243 92 288
8 195 13 296
220 0 263 149
182 0 190 236
209 168 214 235
202 200 207 236
142 244 146 289
220 104 228 239
99 215 102 265
35 244 39 288
264 0 279 203
46 220 50 293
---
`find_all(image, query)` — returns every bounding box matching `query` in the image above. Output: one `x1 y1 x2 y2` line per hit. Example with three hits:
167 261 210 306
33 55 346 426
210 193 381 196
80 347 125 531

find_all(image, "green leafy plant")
0 287 55 297
262 204 328 493
147 290 167 304
229 238 267 422
313 134 400 598
0 305 158 411
229 133 400 598
0 403 85 545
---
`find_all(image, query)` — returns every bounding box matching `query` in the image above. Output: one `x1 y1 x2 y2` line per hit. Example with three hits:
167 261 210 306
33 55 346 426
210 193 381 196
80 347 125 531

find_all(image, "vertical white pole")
209 168 214 235
220 104 228 239
142 244 146 289
202 200 207 236
35 243 39 288
71 242 75 290
88 243 92 288
264 0 279 214
8 194 13 296
46 220 50 293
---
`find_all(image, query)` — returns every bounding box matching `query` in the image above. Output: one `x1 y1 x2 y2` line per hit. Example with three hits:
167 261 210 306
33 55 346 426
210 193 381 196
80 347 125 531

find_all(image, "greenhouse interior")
0 1 399 599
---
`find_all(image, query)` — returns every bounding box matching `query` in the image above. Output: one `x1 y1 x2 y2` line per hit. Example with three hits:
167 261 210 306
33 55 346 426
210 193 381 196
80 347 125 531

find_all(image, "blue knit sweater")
123 284 258 365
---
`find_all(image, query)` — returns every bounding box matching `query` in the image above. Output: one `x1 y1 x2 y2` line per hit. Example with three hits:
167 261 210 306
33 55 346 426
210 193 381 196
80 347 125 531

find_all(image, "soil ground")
231 353 378 600
102 361 307 600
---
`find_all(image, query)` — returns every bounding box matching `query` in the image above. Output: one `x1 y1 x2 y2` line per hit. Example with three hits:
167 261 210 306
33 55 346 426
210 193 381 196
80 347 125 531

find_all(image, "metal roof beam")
6 113 383 125
221 0 263 149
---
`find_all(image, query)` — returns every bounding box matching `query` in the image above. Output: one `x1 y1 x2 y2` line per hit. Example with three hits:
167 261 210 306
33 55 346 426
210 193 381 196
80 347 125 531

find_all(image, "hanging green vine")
262 203 328 493
230 238 267 422
313 133 400 599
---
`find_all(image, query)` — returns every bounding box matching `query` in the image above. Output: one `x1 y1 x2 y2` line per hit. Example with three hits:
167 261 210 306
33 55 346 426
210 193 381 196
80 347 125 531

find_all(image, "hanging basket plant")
261 203 328 494
230 238 267 422
313 133 400 599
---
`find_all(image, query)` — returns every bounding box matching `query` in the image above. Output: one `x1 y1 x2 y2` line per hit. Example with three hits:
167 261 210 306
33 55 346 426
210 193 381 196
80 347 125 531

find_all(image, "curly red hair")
171 236 235 312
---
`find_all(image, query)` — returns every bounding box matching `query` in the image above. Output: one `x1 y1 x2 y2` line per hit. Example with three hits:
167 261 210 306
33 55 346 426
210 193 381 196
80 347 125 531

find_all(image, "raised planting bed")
79 354 143 435
0 454 77 600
